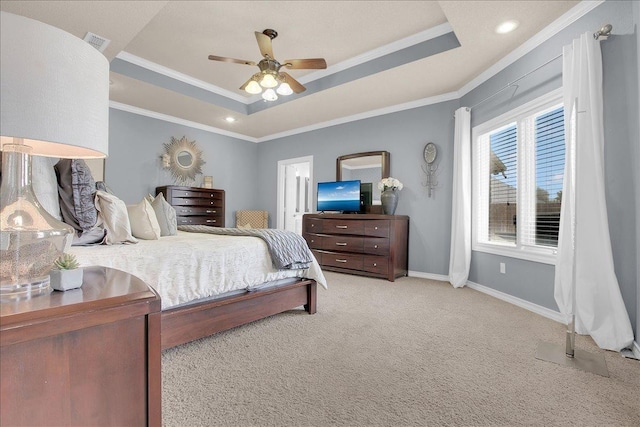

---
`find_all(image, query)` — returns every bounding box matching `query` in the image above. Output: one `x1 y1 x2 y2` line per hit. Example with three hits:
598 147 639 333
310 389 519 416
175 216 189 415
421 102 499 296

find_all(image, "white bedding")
69 231 327 309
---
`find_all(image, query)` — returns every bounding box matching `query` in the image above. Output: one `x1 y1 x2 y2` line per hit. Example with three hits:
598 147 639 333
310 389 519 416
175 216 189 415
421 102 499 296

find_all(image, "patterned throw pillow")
150 192 178 236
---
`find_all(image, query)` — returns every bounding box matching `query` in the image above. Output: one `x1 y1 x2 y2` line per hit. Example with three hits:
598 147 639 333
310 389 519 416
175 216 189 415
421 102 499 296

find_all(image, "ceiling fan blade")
280 72 306 93
283 58 327 69
255 31 274 59
208 55 256 66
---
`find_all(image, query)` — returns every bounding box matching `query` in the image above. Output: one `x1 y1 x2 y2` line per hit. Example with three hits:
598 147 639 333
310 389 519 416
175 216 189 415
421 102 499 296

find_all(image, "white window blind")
473 90 565 263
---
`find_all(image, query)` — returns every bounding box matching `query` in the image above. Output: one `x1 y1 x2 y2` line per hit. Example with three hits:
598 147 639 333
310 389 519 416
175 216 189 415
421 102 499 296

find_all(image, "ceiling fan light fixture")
262 88 278 101
260 73 278 88
245 80 262 95
277 82 293 96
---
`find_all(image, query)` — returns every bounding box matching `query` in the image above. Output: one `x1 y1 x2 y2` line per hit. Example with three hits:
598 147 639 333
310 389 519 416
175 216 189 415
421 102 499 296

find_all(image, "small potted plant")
50 253 83 291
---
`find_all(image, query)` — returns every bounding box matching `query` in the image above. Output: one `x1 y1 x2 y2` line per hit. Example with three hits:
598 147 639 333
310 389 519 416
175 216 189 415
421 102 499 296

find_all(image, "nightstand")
0 266 161 426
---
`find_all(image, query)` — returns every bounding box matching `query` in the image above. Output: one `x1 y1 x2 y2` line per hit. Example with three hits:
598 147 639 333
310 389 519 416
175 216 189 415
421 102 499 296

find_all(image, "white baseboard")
407 270 449 282
408 271 565 324
466 280 565 324
634 341 640 359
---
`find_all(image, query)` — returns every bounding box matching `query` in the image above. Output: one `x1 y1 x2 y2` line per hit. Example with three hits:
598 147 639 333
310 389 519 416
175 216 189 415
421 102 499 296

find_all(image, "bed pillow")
31 155 62 220
127 199 161 240
55 159 98 231
94 190 138 245
150 192 178 236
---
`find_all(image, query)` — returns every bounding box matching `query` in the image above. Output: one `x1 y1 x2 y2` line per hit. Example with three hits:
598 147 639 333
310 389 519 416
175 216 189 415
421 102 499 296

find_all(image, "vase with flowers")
378 177 403 215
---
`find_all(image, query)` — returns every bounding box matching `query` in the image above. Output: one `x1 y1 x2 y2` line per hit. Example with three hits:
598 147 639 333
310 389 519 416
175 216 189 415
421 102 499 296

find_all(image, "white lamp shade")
262 89 278 101
245 80 262 95
0 11 109 158
277 82 293 96
260 73 278 88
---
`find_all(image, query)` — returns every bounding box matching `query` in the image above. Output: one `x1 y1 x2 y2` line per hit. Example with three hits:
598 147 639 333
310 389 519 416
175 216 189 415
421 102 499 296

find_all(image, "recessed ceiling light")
495 20 520 35
225 116 236 123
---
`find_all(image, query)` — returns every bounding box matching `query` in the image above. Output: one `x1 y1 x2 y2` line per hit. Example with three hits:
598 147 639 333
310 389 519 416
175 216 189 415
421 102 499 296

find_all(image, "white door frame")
277 155 313 230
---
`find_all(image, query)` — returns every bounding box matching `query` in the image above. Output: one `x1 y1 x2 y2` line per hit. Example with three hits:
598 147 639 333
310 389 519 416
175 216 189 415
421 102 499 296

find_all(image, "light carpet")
162 272 640 426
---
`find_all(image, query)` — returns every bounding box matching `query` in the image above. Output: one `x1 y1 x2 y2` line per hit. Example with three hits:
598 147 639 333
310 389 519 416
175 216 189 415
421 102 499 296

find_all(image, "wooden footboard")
161 279 317 350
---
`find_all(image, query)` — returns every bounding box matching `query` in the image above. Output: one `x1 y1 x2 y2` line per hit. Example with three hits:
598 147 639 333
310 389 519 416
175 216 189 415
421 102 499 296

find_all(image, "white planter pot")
50 268 84 291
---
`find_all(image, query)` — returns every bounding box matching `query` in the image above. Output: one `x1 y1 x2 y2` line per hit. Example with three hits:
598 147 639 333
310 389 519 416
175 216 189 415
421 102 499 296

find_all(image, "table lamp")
0 12 109 299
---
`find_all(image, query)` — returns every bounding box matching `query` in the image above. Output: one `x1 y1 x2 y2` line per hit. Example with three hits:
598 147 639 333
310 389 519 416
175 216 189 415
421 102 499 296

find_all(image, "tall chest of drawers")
156 185 225 227
303 213 409 282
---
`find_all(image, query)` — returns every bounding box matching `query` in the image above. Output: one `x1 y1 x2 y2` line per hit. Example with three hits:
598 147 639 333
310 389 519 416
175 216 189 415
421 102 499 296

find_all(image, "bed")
69 230 327 350
29 158 326 350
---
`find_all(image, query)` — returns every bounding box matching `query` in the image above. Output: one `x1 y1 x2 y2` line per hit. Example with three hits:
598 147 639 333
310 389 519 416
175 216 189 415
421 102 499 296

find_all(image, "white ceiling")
1 1 584 141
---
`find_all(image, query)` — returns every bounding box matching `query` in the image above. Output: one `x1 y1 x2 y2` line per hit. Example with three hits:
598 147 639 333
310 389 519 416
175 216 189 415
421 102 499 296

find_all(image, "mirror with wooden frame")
336 151 390 212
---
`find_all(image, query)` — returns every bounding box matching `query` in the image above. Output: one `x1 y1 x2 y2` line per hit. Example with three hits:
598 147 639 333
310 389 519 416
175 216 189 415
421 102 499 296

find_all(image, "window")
473 89 565 264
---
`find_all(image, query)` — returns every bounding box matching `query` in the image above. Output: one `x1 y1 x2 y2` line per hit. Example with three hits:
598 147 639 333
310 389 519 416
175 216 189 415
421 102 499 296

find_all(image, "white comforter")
69 231 327 309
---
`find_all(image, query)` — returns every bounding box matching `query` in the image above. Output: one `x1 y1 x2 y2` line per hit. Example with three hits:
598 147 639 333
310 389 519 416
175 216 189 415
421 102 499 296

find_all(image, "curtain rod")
467 23 612 112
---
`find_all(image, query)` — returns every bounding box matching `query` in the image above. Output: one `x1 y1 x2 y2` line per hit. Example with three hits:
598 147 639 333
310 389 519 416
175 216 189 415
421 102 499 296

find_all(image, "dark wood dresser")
156 185 225 227
0 266 161 426
303 213 409 281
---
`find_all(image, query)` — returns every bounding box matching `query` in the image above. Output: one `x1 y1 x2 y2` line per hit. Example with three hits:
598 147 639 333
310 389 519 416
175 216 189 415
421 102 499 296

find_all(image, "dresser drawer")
303 233 323 249
365 220 390 238
321 235 363 252
174 206 221 216
304 217 324 233
177 216 221 226
322 219 365 235
363 255 389 275
170 189 222 200
321 252 364 270
170 197 223 208
363 237 389 255
311 249 323 264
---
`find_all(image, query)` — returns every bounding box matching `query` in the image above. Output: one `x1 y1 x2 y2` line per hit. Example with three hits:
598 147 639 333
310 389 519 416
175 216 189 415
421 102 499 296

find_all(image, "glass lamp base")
0 144 73 300
0 276 51 301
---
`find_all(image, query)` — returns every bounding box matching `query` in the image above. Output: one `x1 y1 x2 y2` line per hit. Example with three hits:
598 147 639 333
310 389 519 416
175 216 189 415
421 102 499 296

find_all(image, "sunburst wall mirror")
163 136 205 185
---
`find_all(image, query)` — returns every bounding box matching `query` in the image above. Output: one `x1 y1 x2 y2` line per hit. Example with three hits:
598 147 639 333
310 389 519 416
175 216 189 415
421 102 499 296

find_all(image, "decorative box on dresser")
0 266 161 426
156 185 225 227
303 213 409 281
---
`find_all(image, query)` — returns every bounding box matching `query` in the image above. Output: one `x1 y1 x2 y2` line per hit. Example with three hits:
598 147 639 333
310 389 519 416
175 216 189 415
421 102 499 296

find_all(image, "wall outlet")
500 262 506 274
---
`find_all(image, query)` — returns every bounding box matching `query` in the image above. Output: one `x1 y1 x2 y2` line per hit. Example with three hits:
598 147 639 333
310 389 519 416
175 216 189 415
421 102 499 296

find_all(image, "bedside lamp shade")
0 12 109 299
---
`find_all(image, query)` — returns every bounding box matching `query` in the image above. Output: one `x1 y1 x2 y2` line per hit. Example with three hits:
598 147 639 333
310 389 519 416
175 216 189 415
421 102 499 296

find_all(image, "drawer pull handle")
311 239 315 243
373 263 377 267
336 225 348 229
311 224 315 227
206 210 216 214
336 259 348 263
206 220 216 223
335 242 347 246
374 245 378 249
375 226 378 230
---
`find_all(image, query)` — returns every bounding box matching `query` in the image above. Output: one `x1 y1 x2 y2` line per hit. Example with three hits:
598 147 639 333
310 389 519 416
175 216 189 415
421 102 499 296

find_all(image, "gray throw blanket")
178 225 313 270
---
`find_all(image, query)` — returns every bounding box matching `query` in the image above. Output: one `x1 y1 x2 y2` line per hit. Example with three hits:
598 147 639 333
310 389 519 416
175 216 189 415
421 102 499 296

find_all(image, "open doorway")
277 156 313 234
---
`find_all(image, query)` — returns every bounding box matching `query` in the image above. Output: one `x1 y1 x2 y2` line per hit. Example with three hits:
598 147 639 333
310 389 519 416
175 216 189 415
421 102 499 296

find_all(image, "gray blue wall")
633 0 640 344
256 101 458 276
103 1 638 341
461 0 638 335
106 109 259 228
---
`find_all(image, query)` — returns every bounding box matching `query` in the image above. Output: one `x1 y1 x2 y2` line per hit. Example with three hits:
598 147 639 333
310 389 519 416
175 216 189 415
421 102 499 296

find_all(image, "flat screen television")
317 180 361 213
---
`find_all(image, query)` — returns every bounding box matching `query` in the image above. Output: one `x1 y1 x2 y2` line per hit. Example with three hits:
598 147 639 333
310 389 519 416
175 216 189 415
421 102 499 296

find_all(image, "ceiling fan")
208 29 327 101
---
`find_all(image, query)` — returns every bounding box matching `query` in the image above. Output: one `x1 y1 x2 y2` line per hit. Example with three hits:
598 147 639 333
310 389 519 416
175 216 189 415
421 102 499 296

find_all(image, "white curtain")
448 107 471 288
554 33 633 351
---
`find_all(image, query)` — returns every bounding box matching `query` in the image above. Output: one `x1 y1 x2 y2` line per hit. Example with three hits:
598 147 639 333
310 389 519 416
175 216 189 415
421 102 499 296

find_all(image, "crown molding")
115 51 251 104
109 101 258 143
257 92 458 142
458 0 605 97
110 1 603 143
297 22 454 85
